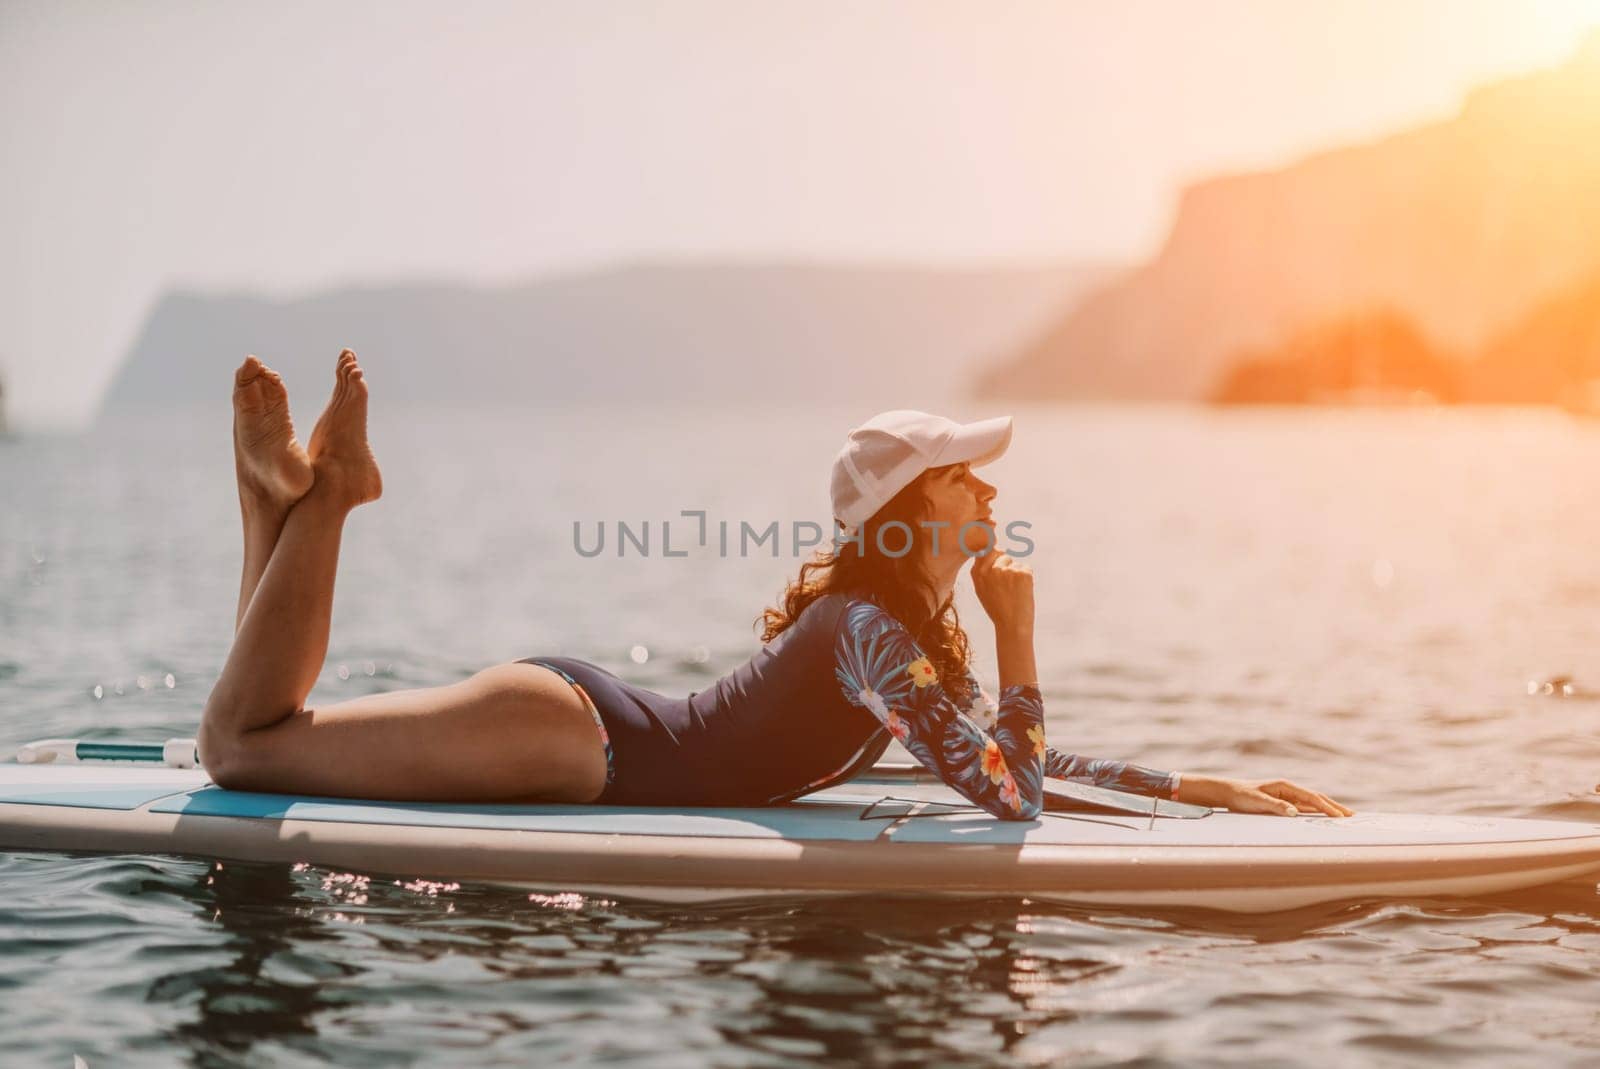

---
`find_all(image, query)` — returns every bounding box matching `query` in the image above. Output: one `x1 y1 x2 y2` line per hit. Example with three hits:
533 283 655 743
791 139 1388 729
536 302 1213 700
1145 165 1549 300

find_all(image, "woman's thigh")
209 662 609 803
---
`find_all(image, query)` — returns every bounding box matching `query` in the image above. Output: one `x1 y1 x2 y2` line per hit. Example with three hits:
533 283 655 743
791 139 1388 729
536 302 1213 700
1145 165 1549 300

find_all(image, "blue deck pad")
149 786 895 842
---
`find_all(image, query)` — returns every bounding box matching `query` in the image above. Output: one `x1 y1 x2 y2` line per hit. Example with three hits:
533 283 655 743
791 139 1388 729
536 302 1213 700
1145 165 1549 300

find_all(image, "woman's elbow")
1001 796 1043 821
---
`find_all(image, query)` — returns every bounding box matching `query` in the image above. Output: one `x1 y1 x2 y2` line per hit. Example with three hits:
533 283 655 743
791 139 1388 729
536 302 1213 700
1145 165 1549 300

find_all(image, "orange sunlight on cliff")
982 18 1600 408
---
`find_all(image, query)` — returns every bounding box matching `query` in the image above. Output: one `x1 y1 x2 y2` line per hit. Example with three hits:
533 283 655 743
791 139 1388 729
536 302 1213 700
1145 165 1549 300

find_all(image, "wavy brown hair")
756 467 972 692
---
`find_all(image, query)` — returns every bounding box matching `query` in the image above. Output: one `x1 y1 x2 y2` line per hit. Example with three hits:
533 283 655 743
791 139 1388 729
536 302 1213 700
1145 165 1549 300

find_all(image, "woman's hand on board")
970 548 1034 636
1175 774 1353 817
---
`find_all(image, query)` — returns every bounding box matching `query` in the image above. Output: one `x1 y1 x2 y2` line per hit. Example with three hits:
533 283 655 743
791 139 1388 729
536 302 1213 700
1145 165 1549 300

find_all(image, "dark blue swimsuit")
521 591 1178 817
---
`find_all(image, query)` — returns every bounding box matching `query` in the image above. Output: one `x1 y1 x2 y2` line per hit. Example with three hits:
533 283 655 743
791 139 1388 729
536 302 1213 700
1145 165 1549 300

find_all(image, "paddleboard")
4 757 1600 912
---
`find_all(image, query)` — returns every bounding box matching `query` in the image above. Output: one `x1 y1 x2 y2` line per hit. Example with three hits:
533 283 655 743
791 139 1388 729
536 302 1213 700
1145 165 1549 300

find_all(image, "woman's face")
921 462 998 559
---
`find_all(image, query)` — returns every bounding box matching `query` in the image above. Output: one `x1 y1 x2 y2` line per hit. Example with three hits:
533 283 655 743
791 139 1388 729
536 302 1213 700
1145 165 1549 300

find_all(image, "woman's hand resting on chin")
1175 774 1353 817
970 548 1033 635
970 550 1038 689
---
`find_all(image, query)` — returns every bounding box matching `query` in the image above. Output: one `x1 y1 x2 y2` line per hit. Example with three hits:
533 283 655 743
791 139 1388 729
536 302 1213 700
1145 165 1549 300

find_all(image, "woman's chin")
959 531 996 559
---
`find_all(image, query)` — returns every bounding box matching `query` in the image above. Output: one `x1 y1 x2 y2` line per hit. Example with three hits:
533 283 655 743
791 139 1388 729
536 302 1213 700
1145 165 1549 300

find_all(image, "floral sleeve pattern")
1040 748 1180 800
834 598 1046 820
957 665 1181 801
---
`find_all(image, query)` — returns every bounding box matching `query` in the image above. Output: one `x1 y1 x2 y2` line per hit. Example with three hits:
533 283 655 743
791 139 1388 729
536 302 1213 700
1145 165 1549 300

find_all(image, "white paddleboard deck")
4 763 1599 912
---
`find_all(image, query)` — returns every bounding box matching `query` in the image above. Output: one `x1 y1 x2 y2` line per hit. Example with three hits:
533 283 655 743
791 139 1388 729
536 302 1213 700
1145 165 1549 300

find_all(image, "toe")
235 355 264 386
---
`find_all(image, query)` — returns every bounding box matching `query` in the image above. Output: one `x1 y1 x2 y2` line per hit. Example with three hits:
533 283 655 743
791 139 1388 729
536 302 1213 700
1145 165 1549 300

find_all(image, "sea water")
4 401 1600 1066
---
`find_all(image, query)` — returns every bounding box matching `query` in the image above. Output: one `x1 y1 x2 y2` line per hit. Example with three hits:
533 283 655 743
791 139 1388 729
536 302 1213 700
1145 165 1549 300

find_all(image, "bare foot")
307 349 383 506
233 355 313 512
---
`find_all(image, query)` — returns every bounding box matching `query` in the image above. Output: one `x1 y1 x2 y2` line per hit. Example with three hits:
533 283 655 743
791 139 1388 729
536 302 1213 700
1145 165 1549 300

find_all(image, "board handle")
15 737 199 768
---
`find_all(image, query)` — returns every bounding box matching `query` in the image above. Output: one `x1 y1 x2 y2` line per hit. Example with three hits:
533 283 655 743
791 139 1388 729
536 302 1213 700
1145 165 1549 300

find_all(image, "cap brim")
931 415 1013 468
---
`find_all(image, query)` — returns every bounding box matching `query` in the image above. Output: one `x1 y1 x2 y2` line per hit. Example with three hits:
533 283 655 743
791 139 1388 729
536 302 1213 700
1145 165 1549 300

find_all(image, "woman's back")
528 592 888 806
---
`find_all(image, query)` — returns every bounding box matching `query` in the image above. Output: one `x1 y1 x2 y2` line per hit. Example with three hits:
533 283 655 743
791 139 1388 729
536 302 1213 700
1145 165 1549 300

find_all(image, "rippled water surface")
6 402 1600 1065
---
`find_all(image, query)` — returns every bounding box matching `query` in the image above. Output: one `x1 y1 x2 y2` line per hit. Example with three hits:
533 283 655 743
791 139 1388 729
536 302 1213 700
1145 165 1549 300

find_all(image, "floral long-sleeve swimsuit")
830 595 1180 820
519 590 1180 816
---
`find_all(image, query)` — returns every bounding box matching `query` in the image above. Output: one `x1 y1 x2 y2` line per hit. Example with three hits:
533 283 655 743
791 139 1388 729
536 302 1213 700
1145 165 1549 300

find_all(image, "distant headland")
97 261 1109 422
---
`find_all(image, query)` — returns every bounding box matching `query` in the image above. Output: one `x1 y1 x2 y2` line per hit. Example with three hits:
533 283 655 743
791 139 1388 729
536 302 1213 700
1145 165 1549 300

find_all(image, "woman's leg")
211 350 374 729
231 355 315 632
203 663 609 803
201 352 607 803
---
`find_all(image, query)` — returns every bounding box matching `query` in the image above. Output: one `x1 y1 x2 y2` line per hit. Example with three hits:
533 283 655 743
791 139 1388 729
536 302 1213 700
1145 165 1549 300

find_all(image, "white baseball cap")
830 410 1014 535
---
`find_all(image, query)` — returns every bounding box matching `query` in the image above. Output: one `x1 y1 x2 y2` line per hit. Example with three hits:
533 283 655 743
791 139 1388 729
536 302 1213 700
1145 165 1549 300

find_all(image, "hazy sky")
5 0 1600 426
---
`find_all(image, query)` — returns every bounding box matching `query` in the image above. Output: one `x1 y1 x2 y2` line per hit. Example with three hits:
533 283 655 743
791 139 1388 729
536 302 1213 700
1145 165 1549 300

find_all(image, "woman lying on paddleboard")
199 350 1351 820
